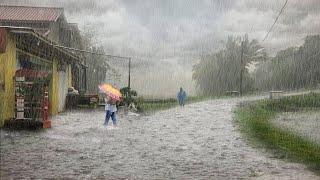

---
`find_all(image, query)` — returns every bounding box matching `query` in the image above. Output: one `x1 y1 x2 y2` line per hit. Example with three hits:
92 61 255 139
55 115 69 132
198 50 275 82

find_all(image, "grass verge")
235 92 320 173
138 95 215 113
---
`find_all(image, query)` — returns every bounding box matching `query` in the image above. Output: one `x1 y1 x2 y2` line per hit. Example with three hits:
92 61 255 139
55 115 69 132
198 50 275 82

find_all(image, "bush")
120 87 137 106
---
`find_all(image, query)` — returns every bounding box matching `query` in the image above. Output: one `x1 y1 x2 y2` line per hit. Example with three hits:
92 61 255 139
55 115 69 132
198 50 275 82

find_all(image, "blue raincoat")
177 88 187 106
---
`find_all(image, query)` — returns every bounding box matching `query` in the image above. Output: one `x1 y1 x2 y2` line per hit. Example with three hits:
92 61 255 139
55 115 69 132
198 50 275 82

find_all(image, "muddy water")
1 98 319 179
273 111 320 144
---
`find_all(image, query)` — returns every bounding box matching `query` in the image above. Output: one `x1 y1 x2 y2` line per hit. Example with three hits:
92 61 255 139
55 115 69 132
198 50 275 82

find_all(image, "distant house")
0 5 87 126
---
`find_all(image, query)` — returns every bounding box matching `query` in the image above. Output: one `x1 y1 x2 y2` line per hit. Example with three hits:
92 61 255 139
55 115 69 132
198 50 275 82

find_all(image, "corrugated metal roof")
0 5 63 22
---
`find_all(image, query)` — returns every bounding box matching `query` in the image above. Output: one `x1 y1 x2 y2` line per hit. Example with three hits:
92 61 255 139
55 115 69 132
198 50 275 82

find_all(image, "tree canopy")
193 34 320 95
254 35 320 91
192 35 266 95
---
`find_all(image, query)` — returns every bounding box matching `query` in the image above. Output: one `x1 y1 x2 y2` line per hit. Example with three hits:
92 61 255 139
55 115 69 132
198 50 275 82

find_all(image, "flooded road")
1 98 319 179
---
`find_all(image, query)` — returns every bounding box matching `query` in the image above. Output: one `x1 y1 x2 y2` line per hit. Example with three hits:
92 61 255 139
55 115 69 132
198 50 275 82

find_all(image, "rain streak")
0 0 320 179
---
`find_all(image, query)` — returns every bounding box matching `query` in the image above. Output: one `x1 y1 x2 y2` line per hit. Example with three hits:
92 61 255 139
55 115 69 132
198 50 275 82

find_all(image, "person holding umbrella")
99 84 122 127
104 95 118 126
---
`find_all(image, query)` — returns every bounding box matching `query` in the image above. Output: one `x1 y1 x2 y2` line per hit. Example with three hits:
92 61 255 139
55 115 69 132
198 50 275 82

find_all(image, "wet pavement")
1 97 319 179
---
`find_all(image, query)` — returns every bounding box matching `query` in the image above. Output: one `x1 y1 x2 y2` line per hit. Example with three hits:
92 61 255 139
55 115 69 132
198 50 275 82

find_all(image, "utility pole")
128 58 131 89
126 58 132 107
239 41 244 96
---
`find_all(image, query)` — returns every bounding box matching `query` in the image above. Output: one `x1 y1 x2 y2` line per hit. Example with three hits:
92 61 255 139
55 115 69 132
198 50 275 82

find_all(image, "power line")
51 43 132 88
262 0 289 42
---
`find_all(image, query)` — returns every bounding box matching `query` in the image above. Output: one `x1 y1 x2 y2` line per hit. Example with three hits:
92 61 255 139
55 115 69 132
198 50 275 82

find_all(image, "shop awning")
0 26 85 67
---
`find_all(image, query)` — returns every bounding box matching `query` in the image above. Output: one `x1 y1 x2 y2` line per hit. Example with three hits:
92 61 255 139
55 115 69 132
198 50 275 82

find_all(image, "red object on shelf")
43 120 51 128
15 69 51 129
16 69 49 78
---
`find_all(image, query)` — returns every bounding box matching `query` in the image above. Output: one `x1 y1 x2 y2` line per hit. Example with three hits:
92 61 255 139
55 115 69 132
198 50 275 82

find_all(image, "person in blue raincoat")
177 87 187 107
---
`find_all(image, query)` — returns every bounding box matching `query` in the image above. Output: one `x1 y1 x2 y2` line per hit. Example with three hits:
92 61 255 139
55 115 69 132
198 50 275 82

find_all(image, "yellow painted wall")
0 32 65 124
68 64 72 87
0 44 3 127
0 92 3 127
49 59 59 115
0 33 16 127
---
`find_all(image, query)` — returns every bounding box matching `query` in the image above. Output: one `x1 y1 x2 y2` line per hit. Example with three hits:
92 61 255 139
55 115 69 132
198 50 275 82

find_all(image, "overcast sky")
1 0 320 97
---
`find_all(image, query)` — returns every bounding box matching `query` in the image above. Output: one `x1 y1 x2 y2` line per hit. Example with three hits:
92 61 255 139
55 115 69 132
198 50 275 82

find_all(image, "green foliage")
135 97 145 112
120 87 138 106
235 93 320 172
262 92 320 112
138 95 214 113
254 35 320 90
193 35 266 95
194 34 320 94
138 100 177 113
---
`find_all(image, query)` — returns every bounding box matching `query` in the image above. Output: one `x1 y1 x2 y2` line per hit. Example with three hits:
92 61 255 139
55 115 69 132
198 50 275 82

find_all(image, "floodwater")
273 111 320 144
1 98 319 179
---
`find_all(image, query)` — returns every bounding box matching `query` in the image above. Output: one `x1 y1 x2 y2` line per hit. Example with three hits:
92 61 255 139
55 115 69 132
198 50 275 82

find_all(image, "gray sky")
1 0 320 97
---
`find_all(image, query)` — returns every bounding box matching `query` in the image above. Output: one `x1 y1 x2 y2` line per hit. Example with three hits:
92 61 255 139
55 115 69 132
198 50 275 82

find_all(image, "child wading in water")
104 96 119 127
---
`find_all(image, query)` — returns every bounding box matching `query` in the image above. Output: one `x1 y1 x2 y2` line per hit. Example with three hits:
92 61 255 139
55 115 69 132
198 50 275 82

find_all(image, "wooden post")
128 58 131 89
240 41 244 96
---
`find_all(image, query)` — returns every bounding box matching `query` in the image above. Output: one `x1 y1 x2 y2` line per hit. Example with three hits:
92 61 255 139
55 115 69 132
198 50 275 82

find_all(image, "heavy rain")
0 0 320 179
